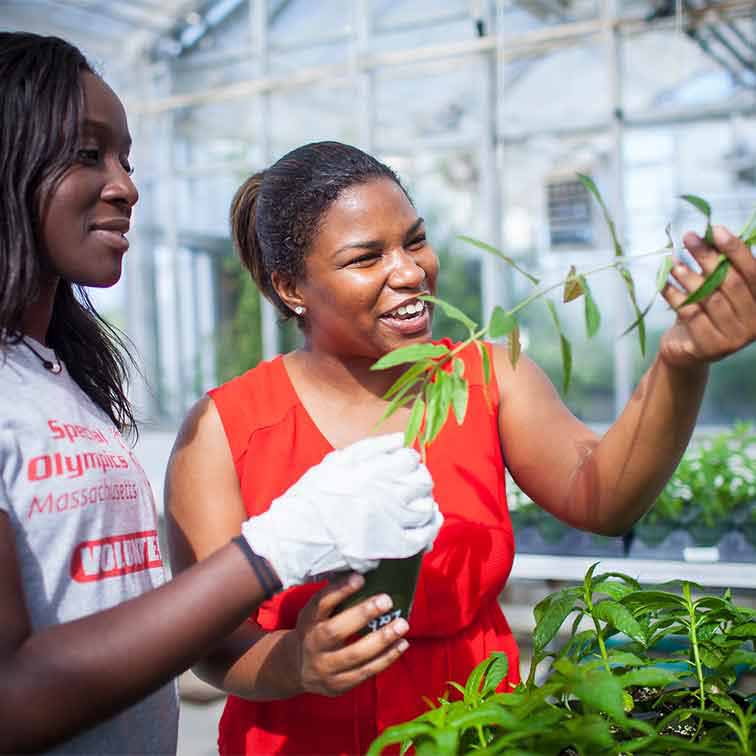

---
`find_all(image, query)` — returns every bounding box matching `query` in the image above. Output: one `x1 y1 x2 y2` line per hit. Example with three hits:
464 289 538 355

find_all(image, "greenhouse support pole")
604 0 632 417
354 0 374 154
251 0 278 360
125 63 162 421
165 107 188 416
479 7 507 326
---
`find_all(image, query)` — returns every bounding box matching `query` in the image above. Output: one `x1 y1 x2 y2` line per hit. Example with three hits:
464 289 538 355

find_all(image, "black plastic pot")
336 552 424 634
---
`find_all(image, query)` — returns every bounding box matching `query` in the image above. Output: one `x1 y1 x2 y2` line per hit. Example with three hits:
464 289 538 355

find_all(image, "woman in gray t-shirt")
0 32 441 754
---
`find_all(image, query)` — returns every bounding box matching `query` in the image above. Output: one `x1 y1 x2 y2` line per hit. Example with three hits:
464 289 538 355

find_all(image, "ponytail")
230 171 286 313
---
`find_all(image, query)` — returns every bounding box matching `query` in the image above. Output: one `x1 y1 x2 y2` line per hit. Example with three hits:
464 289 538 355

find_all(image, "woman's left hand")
660 225 756 369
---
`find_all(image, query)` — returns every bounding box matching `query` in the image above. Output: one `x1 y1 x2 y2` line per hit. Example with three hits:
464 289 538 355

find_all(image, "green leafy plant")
371 180 755 458
368 565 756 755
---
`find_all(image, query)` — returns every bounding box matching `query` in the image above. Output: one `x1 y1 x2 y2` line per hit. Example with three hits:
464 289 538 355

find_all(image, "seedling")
372 179 755 458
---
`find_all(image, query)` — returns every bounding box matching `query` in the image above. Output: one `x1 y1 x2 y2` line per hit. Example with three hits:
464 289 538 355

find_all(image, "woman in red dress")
165 142 756 755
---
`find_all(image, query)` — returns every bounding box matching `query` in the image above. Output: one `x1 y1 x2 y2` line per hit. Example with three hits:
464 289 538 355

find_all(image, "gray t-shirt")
0 339 178 755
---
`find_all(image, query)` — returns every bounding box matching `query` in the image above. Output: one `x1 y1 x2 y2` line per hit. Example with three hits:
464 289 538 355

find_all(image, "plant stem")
583 586 611 673
508 246 673 318
682 583 706 714
476 724 486 747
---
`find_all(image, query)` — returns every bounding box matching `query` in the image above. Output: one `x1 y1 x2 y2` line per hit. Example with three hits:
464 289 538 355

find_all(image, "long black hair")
230 141 409 321
0 31 137 435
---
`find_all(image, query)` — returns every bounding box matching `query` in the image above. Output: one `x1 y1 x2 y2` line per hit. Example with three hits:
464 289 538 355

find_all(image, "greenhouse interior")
3 0 755 754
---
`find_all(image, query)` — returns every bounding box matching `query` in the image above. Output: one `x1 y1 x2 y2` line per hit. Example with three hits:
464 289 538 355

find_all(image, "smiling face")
38 72 138 289
275 177 439 360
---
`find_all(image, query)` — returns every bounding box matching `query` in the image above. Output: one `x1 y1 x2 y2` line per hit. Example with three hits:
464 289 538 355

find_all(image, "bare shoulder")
165 396 246 568
171 395 226 453
166 395 236 497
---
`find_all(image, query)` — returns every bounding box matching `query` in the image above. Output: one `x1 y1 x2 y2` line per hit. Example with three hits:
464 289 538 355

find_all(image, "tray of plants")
368 562 756 755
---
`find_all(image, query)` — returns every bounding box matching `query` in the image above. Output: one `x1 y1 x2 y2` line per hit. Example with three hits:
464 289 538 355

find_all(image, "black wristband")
232 536 283 599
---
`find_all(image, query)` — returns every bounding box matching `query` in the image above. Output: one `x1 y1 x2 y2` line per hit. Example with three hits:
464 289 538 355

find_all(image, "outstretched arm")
496 226 755 535
0 513 270 753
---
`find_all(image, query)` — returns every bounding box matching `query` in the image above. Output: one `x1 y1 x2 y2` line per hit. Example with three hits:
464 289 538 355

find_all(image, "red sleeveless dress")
209 340 519 755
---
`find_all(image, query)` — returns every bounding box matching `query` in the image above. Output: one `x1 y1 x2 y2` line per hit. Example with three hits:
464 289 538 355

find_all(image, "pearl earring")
294 305 305 316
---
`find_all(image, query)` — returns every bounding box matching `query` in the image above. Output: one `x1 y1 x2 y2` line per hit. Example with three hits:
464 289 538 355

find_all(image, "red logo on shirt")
70 530 162 582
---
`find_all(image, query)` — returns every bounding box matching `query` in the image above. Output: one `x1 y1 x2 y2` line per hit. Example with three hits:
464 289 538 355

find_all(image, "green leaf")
618 668 679 688
533 590 578 652
623 590 686 611
404 394 425 448
419 295 477 333
563 265 584 302
699 646 725 669
678 255 730 307
457 234 540 285
481 651 509 697
450 373 469 425
558 335 572 396
723 648 756 669
476 340 491 385
708 693 741 715
371 343 450 371
383 359 429 400
728 621 756 639
545 299 572 395
606 651 647 668
621 252 674 342
680 193 712 218
680 194 714 245
447 681 466 697
618 266 645 356
488 306 517 339
593 571 641 590
464 655 489 700
422 371 452 447
620 298 654 341
366 722 436 756
572 669 628 723
578 173 623 258
508 324 521 368
545 299 561 330
583 561 601 595
738 206 756 244
377 389 420 427
656 254 675 292
579 275 601 338
445 702 517 730
593 600 646 644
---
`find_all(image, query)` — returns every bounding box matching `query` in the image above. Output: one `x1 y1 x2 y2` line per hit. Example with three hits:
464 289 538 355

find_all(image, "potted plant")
368 563 756 755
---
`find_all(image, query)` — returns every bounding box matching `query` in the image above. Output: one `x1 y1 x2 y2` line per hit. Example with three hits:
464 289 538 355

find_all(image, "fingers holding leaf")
660 226 755 365
708 225 756 299
668 256 737 339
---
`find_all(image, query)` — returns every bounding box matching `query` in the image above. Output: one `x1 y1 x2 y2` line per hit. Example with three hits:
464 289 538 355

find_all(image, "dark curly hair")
0 32 137 435
230 141 410 321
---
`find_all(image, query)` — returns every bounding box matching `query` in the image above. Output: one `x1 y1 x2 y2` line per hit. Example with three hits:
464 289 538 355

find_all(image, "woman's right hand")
291 573 410 697
241 433 443 589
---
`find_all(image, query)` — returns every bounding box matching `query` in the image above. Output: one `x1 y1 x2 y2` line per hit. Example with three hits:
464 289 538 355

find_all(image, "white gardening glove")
241 433 443 589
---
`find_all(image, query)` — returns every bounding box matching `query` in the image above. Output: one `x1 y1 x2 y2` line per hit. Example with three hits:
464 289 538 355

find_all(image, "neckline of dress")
274 354 337 453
